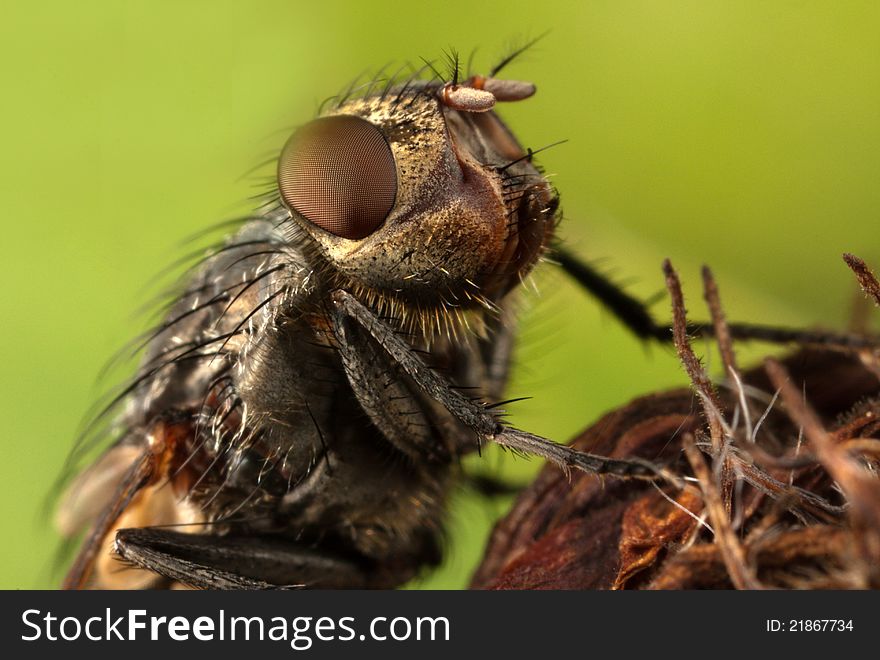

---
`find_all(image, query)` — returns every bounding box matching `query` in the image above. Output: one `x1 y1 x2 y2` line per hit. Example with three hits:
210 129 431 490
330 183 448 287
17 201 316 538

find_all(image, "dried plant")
472 256 880 589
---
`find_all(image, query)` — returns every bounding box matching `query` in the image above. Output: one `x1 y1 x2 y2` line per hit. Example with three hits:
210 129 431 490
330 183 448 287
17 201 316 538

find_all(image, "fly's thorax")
276 83 557 328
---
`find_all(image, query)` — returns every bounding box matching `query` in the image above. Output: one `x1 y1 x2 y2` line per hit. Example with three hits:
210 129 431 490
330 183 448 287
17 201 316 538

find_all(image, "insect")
56 46 877 590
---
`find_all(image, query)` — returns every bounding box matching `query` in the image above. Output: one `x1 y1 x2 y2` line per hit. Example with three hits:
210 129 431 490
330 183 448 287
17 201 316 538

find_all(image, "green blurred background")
2 1 878 589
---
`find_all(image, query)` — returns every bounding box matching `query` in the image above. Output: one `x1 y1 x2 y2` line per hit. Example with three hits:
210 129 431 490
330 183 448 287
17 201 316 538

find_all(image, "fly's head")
275 67 558 335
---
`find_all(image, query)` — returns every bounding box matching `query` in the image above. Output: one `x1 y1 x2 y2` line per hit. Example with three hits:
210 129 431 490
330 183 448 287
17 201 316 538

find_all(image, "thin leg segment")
555 247 880 350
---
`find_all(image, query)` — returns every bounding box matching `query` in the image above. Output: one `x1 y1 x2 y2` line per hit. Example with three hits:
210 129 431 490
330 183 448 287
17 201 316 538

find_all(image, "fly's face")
277 78 557 314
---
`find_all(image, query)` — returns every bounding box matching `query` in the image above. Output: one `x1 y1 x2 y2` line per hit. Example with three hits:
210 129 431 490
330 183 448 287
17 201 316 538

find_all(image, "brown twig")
840 438 880 459
663 260 725 450
844 253 880 307
702 265 739 374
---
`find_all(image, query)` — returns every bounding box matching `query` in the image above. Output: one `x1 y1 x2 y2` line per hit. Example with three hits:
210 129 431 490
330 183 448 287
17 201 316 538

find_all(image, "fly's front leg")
114 528 378 589
555 247 880 350
328 290 670 482
329 302 452 463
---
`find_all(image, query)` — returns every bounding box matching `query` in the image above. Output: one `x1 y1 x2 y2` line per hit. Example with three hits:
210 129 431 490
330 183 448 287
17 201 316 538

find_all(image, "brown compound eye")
278 115 397 240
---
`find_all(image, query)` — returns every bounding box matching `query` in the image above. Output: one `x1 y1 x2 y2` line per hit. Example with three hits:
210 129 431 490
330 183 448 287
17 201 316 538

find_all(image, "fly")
56 46 878 589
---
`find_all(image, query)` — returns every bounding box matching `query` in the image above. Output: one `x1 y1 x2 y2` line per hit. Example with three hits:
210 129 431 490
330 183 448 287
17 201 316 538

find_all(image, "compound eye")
278 115 397 240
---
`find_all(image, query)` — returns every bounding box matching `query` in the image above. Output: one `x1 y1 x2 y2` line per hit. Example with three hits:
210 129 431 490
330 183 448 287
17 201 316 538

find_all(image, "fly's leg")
462 473 529 497
329 303 452 463
555 247 880 350
332 304 526 493
114 528 380 589
328 290 673 482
